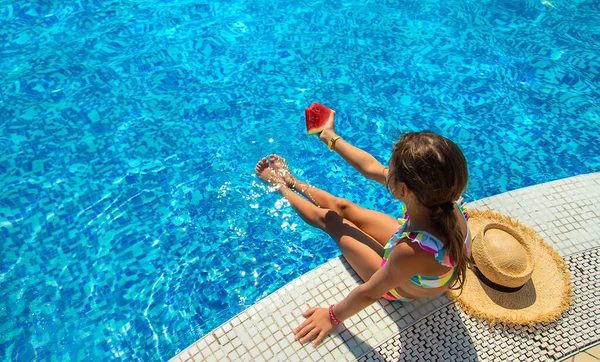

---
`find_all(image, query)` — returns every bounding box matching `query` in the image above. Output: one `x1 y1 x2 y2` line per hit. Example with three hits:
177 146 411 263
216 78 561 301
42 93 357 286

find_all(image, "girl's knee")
316 208 335 228
318 209 346 241
333 198 353 216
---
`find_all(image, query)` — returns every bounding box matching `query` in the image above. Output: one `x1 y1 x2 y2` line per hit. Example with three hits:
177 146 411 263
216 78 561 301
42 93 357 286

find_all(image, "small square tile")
297 347 309 359
271 343 282 355
287 354 301 362
249 347 261 358
341 330 352 341
186 345 199 357
252 333 263 345
256 320 266 332
228 348 240 360
213 349 225 360
204 334 216 345
281 325 293 336
221 341 235 354
292 339 305 352
208 341 221 353
323 338 338 352
344 350 358 360
329 347 343 360
269 323 280 334
262 349 274 360
283 345 296 357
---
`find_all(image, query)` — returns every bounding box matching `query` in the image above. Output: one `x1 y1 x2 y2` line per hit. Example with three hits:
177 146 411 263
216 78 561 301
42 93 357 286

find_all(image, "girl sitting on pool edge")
254 108 470 347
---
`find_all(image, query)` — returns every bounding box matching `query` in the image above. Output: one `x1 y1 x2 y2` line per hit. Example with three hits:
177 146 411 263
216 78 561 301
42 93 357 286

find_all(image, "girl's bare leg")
255 158 383 282
268 154 398 247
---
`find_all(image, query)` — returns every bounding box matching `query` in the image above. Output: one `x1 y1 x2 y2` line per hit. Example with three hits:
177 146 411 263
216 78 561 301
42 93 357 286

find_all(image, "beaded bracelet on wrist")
329 304 343 325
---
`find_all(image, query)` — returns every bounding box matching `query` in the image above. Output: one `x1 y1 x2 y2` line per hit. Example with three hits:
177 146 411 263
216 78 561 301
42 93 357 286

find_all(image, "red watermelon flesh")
305 103 334 135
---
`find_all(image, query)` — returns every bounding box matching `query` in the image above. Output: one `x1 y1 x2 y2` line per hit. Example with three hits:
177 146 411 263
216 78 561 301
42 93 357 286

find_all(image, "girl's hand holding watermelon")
304 102 338 147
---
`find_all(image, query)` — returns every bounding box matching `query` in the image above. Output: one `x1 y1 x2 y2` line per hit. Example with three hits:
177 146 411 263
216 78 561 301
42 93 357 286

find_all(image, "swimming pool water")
1 0 599 360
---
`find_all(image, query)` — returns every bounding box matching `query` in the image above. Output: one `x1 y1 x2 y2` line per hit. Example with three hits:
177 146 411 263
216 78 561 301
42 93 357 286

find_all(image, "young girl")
254 109 470 347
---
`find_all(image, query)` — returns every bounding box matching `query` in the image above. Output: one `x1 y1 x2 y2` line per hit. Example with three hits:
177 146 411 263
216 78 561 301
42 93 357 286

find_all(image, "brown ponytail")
388 132 469 291
428 204 468 291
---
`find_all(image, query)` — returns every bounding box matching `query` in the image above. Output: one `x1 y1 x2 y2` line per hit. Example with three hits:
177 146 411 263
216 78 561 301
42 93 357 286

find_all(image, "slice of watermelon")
305 103 334 135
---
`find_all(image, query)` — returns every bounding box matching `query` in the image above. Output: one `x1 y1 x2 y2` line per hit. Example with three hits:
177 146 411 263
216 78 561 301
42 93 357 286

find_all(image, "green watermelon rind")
307 128 325 135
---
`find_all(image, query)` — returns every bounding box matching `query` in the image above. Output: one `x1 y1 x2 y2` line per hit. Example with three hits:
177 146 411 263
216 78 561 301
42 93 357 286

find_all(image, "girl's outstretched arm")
318 112 388 185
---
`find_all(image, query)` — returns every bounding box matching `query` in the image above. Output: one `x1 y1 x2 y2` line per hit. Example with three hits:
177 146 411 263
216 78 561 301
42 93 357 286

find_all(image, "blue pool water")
1 0 599 360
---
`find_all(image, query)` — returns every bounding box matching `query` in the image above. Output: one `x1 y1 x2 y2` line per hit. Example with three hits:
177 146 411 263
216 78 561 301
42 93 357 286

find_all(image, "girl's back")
390 204 470 298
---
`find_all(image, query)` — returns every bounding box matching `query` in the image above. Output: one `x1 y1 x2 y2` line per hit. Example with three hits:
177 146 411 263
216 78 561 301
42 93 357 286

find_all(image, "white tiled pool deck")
171 172 600 362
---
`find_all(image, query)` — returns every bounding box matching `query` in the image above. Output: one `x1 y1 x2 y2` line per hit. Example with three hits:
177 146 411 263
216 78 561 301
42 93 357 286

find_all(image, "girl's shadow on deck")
332 258 480 361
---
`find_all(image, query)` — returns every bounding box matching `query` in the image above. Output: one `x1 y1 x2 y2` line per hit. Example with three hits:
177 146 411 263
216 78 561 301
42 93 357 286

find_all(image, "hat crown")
485 229 531 275
472 222 534 288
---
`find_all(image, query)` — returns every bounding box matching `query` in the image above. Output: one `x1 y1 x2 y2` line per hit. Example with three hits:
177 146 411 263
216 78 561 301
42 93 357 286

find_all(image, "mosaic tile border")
358 247 600 362
170 172 600 362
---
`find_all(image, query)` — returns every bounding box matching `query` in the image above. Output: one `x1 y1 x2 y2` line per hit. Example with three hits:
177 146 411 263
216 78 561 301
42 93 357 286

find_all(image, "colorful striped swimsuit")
381 200 470 302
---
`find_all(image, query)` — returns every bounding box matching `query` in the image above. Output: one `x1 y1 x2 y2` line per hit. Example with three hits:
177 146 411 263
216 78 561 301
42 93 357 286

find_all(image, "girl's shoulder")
391 230 455 268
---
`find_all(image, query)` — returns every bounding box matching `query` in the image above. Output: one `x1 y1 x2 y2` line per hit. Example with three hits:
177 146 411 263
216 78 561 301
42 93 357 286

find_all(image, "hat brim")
447 209 572 325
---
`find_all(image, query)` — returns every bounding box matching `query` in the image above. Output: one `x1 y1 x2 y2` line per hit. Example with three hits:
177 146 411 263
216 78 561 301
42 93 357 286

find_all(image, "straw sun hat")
447 209 572 325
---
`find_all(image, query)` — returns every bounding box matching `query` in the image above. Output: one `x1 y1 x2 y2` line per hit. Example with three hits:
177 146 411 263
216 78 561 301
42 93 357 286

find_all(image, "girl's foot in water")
268 154 297 188
268 154 315 199
255 158 286 190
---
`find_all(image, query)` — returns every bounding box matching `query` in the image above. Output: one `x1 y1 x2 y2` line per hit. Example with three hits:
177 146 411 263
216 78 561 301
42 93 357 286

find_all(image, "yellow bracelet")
328 136 341 150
